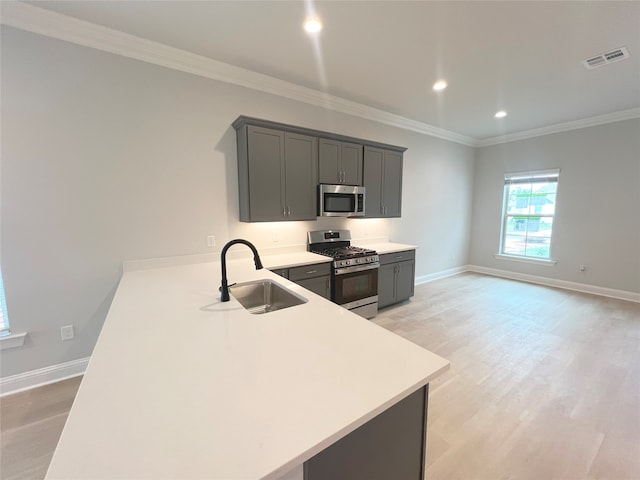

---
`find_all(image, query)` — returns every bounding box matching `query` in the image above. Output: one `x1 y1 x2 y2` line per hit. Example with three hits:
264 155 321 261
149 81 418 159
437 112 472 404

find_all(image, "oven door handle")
334 263 380 275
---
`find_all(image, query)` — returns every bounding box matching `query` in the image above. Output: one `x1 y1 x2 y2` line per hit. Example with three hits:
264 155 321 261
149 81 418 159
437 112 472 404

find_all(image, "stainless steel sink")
229 279 307 314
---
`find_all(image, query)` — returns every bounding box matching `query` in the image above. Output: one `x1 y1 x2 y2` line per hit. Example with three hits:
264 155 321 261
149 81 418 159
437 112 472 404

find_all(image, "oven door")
333 264 378 307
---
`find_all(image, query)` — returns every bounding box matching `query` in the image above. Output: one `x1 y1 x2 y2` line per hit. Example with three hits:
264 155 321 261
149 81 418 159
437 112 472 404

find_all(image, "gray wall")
469 119 640 293
0 28 475 377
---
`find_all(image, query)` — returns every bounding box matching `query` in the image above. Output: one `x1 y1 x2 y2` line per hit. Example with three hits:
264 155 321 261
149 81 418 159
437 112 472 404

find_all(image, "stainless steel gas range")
308 229 379 319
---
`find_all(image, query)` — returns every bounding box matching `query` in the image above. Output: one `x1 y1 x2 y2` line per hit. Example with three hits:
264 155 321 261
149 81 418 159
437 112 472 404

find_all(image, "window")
1 269 9 336
500 169 559 260
0 267 27 350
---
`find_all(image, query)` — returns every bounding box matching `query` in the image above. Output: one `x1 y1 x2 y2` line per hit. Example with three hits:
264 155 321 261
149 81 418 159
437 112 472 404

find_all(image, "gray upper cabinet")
363 146 403 218
318 139 363 185
284 132 319 220
233 116 405 222
237 124 317 222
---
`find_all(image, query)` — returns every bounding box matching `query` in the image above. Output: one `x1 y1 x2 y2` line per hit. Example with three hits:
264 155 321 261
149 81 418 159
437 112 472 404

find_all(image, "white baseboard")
0 356 90 397
415 265 468 285
467 265 640 303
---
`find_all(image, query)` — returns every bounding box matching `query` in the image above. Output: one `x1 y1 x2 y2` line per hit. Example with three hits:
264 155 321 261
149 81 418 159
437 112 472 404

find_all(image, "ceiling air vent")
583 47 630 69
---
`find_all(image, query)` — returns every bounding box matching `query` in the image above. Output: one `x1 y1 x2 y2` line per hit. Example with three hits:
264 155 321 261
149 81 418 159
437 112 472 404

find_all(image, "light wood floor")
1 376 81 480
374 273 640 480
1 273 639 480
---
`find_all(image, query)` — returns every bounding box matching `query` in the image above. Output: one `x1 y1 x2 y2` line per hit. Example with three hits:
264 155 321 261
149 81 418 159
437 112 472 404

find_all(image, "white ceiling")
14 1 640 141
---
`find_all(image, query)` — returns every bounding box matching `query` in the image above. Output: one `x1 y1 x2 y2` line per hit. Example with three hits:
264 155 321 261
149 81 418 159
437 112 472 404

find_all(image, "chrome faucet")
220 239 263 302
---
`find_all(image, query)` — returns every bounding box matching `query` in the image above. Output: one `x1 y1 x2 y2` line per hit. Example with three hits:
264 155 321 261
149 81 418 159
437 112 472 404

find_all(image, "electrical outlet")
61 325 74 341
207 235 216 247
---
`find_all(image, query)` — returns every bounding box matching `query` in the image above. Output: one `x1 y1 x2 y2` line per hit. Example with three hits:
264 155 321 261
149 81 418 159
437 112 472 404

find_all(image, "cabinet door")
304 386 428 480
247 126 285 221
377 263 396 309
318 140 362 186
383 150 403 218
296 276 331 300
363 146 384 218
395 260 415 303
284 133 318 220
340 141 363 186
318 139 341 184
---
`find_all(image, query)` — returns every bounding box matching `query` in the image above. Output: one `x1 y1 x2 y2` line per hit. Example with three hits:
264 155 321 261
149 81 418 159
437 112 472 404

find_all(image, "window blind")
504 169 560 185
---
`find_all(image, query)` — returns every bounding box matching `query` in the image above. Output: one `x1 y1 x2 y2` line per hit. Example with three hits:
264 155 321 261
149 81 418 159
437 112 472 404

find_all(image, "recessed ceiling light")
304 18 322 33
432 80 448 91
495 110 507 118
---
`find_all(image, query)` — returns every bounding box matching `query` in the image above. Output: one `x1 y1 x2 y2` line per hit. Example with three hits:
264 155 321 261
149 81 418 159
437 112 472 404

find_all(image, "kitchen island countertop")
46 257 448 480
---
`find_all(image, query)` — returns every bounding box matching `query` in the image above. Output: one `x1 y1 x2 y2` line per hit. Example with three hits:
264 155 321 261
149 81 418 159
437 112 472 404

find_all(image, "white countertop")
361 242 417 255
260 251 331 269
46 255 448 480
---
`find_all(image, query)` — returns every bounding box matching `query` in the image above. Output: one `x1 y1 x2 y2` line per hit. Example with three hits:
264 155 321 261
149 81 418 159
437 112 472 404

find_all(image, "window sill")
494 254 557 266
0 332 27 350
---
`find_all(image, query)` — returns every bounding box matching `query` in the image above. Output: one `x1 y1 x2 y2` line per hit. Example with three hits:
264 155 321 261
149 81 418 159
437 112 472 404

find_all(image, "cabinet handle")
306 270 317 274
287 206 291 216
395 255 403 260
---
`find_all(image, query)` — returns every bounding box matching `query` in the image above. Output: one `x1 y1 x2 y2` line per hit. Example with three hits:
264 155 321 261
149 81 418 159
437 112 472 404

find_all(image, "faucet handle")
219 283 236 292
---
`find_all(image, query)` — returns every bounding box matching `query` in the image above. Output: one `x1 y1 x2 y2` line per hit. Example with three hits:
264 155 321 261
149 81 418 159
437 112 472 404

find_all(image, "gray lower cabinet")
270 263 331 300
304 385 429 480
269 268 289 279
363 146 403 218
236 125 317 222
318 138 363 185
378 250 415 308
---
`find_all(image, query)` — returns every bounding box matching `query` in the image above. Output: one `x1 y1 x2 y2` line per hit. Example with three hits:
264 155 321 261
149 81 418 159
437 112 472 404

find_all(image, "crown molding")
476 107 640 147
3 2 636 149
0 1 477 147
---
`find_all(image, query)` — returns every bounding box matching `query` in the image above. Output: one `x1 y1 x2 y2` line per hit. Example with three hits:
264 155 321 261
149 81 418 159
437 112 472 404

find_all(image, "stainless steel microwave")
318 184 365 217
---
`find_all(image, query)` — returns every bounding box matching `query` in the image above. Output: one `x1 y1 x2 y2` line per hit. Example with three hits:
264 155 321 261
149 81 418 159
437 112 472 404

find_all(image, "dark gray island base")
304 385 429 480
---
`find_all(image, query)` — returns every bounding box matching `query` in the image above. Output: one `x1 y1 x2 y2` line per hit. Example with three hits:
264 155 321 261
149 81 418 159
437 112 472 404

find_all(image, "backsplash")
230 217 391 251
